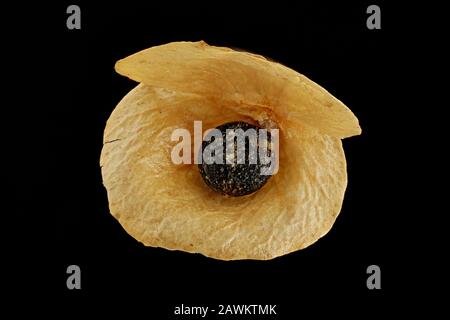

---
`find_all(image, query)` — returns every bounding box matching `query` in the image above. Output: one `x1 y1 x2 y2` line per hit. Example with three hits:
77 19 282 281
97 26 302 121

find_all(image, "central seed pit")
198 121 274 197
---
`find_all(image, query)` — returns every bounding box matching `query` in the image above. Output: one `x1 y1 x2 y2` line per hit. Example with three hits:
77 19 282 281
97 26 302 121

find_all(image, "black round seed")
198 121 274 197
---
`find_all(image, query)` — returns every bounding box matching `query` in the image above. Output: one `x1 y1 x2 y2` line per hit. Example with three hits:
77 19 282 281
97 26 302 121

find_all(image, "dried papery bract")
101 41 361 260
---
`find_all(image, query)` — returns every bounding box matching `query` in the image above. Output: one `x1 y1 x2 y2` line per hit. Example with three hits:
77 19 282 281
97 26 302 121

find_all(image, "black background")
42 0 411 316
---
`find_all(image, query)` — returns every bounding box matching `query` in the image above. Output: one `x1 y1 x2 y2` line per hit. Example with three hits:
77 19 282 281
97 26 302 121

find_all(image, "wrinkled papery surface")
100 83 349 260
115 41 361 138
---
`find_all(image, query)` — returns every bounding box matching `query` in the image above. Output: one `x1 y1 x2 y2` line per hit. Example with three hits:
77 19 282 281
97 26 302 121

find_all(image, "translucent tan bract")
101 41 361 260
115 41 361 138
